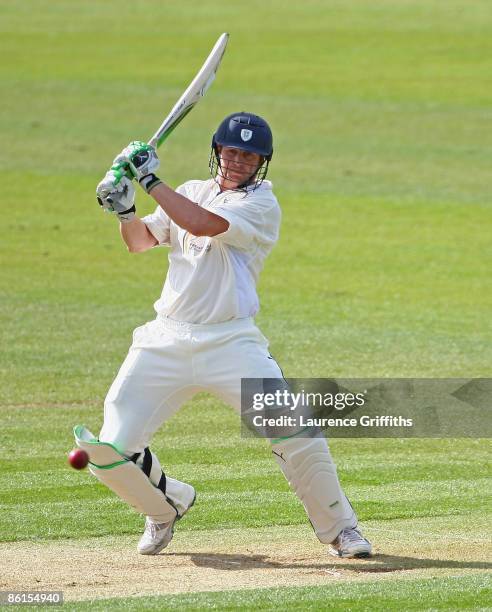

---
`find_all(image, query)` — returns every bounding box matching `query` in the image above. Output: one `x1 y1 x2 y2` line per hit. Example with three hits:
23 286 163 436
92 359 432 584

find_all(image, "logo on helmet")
240 129 253 142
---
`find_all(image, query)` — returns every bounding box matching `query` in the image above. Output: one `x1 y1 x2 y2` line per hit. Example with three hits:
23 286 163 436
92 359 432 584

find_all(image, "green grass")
7 576 491 611
70 575 492 611
0 0 491 609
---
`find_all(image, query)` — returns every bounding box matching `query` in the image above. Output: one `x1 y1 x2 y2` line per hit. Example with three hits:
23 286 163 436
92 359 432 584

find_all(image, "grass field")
1 0 491 609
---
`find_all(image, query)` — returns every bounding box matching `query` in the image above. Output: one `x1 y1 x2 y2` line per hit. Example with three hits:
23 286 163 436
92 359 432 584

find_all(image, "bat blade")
149 33 229 149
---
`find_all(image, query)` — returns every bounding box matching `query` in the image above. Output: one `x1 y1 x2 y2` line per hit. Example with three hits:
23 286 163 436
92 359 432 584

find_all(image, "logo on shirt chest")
183 233 212 256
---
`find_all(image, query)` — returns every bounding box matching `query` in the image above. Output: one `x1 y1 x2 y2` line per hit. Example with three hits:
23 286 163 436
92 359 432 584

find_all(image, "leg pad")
272 434 357 543
74 425 177 523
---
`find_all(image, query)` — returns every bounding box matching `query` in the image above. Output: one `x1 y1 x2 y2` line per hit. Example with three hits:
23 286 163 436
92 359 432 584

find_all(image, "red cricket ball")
68 448 89 470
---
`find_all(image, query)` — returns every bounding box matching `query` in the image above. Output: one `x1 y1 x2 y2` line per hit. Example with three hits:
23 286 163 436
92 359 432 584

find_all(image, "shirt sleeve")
212 196 281 251
140 183 191 246
141 205 172 246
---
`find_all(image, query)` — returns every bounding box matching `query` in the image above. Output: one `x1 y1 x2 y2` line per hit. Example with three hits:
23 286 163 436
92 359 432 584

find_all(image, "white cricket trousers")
99 315 357 543
100 316 282 453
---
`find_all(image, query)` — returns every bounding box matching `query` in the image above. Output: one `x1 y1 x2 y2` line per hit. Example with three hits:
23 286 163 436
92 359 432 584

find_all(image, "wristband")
117 204 136 224
139 173 162 194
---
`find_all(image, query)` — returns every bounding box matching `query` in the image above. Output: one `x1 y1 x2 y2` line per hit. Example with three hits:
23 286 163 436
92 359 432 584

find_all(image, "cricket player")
83 112 372 558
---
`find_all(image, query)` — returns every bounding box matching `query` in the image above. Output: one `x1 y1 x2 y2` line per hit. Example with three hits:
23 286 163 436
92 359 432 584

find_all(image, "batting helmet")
209 112 273 189
212 112 273 159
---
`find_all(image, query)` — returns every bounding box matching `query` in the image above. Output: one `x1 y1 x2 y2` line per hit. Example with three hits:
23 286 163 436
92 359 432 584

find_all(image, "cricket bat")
111 33 228 183
149 32 229 149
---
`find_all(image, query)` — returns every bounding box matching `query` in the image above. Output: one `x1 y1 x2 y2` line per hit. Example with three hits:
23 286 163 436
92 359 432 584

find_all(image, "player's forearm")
149 182 229 237
120 217 158 253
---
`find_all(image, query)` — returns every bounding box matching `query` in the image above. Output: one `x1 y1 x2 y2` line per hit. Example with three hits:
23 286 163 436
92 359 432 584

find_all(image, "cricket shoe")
138 487 196 555
328 527 372 558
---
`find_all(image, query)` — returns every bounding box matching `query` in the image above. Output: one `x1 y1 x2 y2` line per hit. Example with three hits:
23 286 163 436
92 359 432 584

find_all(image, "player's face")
217 146 262 190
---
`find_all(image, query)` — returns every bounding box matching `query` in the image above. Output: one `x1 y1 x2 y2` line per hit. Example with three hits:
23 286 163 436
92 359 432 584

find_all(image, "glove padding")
96 171 136 223
112 141 160 182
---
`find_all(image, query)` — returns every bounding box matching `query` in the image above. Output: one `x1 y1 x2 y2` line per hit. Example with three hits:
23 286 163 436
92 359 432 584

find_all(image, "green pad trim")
89 459 128 470
73 424 129 470
270 426 313 444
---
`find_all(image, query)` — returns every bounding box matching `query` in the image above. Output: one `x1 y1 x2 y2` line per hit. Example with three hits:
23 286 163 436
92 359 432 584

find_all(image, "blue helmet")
209 112 273 189
212 112 273 160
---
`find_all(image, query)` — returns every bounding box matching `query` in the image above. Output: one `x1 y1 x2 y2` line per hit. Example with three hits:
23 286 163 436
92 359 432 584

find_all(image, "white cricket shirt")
141 178 281 324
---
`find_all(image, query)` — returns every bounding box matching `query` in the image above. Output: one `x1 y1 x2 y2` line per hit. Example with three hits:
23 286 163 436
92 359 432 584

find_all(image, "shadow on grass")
165 552 491 574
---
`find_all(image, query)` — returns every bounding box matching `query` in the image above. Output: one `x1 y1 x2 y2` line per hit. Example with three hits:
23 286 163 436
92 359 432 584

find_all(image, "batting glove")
112 141 162 194
96 171 136 223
